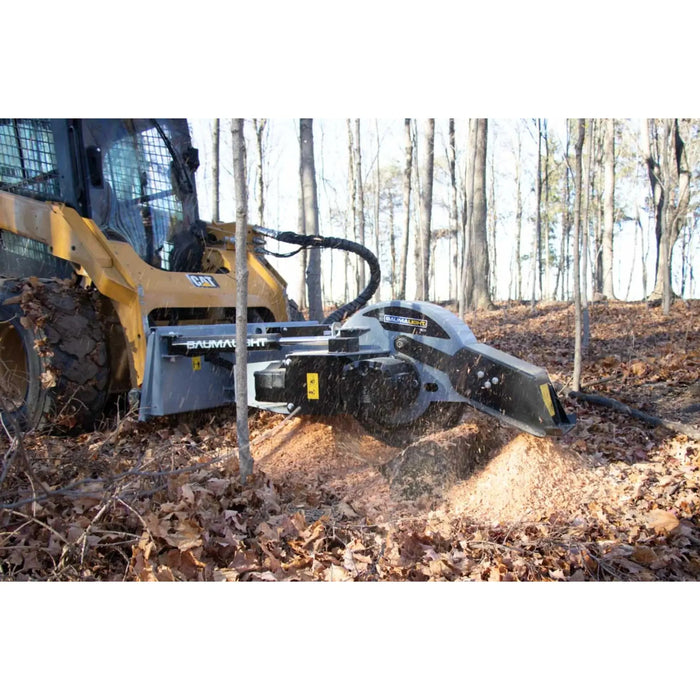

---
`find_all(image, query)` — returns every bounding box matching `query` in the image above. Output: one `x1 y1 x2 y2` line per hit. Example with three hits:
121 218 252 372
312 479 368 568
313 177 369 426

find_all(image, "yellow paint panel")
540 384 555 416
307 373 320 400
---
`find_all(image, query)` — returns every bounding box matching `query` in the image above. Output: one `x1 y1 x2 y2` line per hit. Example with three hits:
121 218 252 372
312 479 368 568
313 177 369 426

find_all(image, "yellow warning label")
192 356 202 371
307 372 320 400
540 384 555 416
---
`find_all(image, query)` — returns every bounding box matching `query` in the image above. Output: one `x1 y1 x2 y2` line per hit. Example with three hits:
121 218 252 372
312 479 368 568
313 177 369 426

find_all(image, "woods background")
190 118 699 316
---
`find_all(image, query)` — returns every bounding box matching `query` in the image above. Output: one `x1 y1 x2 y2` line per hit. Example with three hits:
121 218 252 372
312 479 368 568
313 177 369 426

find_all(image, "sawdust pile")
445 432 597 525
251 415 406 522
253 416 598 523
251 412 597 530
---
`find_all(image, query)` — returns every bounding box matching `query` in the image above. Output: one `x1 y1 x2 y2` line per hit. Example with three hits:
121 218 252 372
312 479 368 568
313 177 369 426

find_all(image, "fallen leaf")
646 510 680 535
631 546 658 565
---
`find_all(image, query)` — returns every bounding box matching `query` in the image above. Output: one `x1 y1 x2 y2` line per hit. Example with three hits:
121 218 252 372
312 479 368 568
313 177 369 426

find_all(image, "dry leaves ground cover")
1 300 698 582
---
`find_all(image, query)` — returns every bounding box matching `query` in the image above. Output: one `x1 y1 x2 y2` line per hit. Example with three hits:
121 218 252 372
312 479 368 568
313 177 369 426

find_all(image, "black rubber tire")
357 402 466 447
287 298 306 322
0 278 109 432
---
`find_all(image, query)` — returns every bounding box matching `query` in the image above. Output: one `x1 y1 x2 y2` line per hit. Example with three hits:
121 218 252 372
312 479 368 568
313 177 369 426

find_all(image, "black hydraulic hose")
252 226 381 324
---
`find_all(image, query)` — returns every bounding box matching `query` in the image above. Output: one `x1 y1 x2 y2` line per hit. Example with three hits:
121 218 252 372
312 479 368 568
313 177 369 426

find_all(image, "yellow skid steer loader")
0 119 574 440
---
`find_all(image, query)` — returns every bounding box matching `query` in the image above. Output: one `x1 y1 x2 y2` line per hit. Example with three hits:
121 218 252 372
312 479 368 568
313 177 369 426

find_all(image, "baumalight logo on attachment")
186 274 219 288
381 313 428 330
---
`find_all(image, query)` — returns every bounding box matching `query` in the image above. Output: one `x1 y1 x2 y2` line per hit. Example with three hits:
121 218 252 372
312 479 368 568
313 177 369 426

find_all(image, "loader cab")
0 118 203 274
81 119 202 271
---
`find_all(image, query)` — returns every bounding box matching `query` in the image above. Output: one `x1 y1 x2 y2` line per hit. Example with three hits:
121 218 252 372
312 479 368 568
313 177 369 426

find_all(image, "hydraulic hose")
252 226 381 324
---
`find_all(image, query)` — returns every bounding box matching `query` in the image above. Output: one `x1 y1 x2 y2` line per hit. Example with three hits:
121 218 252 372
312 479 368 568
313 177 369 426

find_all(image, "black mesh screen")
0 229 73 278
101 124 183 263
0 119 61 199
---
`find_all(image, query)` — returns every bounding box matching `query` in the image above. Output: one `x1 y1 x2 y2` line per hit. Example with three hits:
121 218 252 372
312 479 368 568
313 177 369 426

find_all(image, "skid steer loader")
0 118 574 440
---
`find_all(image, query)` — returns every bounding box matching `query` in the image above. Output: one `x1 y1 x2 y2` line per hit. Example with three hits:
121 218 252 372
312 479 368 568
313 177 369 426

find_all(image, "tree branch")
569 391 700 440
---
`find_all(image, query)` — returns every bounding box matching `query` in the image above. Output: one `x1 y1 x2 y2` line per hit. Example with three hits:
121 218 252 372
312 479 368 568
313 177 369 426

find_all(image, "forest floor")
1 299 699 582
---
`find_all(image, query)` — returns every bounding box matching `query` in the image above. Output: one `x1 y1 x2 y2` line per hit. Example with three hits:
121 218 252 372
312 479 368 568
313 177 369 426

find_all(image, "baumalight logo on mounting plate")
381 313 428 330
186 274 219 288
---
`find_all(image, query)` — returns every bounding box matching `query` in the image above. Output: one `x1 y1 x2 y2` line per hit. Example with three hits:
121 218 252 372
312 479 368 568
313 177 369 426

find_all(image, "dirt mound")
445 433 596 525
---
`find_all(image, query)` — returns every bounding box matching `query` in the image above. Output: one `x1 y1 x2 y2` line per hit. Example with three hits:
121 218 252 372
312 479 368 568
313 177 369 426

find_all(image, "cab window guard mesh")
102 124 183 262
0 119 61 199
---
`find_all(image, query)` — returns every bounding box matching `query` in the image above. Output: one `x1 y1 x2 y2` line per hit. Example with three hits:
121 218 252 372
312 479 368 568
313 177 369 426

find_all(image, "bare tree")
398 118 413 299
296 186 307 312
231 118 253 483
352 119 366 294
300 119 323 321
572 119 586 392
642 118 691 314
447 119 459 301
488 143 497 300
601 118 616 299
512 122 524 301
556 129 572 301
374 120 382 301
459 119 477 317
212 118 220 222
345 121 355 304
531 118 543 307
416 119 435 300
462 119 493 311
581 120 593 348
253 118 267 225
388 184 397 298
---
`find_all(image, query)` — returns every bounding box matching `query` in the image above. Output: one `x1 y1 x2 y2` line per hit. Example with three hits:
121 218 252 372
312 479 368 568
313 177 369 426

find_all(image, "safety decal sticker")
192 356 202 371
540 384 556 417
306 373 320 400
186 274 219 288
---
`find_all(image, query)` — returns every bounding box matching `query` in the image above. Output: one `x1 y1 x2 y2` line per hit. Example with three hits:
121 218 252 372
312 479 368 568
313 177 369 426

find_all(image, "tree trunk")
532 119 542 308
572 119 585 392
601 118 615 299
416 119 435 300
467 119 493 311
374 120 382 301
513 123 523 301
231 118 253 483
543 120 551 299
398 118 413 300
211 118 220 222
459 119 477 317
297 186 307 312
346 120 356 304
352 119 366 294
448 119 459 301
388 188 396 298
488 144 497 301
557 131 572 301
253 118 267 225
644 119 691 315
300 119 323 322
581 120 592 348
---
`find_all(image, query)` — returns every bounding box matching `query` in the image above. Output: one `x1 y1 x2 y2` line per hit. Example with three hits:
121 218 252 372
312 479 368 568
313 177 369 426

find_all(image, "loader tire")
0 278 109 432
287 298 306 321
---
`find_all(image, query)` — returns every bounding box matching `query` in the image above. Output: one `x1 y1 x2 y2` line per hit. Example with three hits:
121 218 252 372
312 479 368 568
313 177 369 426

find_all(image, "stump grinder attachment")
140 297 575 440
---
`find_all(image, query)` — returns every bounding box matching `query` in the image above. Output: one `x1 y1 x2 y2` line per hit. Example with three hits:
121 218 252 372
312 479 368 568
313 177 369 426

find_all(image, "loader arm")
0 192 288 385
